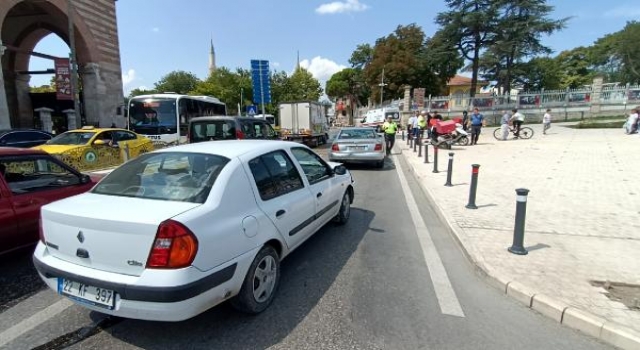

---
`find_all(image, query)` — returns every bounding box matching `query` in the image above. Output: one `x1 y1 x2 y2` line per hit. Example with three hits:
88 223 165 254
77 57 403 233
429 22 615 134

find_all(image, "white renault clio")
33 140 354 321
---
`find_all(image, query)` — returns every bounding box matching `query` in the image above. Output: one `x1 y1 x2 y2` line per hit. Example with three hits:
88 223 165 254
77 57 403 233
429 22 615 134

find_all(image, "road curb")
398 144 640 350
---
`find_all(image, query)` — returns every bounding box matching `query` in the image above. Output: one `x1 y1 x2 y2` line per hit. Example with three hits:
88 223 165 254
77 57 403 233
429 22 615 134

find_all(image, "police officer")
381 116 398 155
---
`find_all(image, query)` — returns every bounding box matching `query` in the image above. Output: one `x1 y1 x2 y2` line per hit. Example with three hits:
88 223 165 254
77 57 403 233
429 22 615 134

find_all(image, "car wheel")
231 245 280 314
333 191 351 225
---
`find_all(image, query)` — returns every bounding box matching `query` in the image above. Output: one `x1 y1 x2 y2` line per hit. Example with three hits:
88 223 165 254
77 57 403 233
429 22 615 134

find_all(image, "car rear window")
339 129 377 139
190 120 236 142
92 152 230 203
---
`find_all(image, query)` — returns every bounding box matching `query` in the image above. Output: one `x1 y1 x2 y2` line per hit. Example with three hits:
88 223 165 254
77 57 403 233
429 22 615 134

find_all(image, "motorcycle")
431 123 469 149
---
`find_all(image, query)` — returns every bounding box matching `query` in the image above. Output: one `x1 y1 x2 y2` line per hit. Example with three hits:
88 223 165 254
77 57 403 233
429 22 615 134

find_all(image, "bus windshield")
128 98 178 135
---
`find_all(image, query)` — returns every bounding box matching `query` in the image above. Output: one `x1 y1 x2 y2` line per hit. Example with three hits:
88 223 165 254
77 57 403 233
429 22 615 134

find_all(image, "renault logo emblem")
77 231 85 243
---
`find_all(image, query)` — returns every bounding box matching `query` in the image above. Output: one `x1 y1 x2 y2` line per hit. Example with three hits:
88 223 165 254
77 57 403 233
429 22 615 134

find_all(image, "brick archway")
0 0 124 129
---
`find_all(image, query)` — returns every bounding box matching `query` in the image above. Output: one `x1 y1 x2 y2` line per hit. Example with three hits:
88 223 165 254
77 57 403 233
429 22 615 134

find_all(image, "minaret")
208 39 216 74
295 50 300 71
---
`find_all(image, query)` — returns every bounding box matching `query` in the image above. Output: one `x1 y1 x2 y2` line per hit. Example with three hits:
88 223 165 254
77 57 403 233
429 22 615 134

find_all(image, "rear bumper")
32 243 258 321
328 151 385 163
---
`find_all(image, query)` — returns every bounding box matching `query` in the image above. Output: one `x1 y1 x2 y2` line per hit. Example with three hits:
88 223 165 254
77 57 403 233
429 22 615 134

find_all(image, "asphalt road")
0 139 612 350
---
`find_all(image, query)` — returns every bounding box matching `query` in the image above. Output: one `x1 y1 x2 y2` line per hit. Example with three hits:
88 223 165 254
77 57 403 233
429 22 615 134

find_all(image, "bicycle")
493 125 534 140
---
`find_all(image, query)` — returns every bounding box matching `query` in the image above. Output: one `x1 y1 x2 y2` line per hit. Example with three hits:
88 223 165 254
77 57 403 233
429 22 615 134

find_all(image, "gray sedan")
328 127 385 168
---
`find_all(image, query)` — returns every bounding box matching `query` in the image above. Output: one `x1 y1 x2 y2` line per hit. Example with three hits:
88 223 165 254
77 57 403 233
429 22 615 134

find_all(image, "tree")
325 68 368 105
480 0 567 93
591 21 640 84
363 24 445 104
128 87 156 97
424 30 465 93
191 67 250 115
515 57 562 90
285 67 322 101
30 76 56 93
154 70 201 95
554 47 595 88
349 44 373 69
436 0 500 100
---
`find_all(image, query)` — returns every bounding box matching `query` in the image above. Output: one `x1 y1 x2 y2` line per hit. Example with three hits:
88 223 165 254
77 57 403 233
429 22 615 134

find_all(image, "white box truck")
278 101 329 147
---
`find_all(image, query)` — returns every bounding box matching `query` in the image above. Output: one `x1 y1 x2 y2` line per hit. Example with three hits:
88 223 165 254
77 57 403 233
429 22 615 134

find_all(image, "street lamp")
378 68 387 107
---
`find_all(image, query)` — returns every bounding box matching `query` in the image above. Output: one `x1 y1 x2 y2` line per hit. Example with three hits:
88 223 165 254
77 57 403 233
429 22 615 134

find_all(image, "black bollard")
413 137 417 152
402 130 405 141
410 138 414 149
424 143 429 163
444 152 454 187
432 145 439 173
508 188 530 255
418 139 422 157
465 164 480 209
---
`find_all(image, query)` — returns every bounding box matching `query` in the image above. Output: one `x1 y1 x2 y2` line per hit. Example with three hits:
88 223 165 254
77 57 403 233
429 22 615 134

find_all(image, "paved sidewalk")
398 124 640 349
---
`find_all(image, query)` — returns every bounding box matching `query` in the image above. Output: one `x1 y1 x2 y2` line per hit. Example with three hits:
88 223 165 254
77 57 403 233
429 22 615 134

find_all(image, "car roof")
189 116 267 122
0 128 52 135
153 140 298 159
66 128 127 133
339 127 375 132
0 147 48 156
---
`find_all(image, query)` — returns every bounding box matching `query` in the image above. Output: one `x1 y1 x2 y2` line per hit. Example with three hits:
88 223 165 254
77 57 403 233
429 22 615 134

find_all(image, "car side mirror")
333 164 347 176
80 174 92 184
93 140 107 146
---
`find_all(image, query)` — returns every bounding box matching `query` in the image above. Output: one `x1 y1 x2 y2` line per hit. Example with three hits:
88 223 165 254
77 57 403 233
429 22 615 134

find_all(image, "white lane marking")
393 154 466 317
0 298 73 347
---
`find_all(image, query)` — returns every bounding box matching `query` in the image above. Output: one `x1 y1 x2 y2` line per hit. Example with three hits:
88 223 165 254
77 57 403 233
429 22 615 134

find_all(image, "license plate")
350 146 367 150
58 278 115 310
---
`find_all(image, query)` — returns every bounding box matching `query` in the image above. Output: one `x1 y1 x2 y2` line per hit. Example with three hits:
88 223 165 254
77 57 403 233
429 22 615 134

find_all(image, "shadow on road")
101 207 375 349
0 249 46 314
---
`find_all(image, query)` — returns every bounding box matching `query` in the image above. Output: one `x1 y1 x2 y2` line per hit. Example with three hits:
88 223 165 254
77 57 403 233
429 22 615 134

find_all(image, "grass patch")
568 119 626 129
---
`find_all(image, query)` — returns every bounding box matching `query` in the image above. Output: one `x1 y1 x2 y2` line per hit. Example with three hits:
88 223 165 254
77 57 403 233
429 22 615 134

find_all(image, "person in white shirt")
510 109 525 138
625 109 638 134
407 112 418 140
542 109 552 135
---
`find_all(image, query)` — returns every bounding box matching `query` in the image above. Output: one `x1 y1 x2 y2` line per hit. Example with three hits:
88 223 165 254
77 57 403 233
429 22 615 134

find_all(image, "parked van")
188 116 279 143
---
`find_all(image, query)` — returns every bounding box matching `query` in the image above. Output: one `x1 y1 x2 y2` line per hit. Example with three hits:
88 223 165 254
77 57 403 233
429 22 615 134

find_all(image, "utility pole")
67 0 81 127
378 67 387 107
240 87 244 116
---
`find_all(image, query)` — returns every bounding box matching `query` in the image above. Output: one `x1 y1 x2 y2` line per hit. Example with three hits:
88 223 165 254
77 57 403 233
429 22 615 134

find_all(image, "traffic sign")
250 59 271 105
247 105 257 116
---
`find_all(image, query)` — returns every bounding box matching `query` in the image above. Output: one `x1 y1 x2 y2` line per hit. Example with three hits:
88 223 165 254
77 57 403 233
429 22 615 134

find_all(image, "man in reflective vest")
381 116 398 156
417 111 427 142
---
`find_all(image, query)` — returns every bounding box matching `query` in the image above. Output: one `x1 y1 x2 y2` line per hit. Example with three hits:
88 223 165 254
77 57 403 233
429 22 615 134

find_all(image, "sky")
27 0 640 95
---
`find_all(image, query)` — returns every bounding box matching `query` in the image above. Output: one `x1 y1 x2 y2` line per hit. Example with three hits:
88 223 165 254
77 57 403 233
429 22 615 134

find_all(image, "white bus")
127 93 227 145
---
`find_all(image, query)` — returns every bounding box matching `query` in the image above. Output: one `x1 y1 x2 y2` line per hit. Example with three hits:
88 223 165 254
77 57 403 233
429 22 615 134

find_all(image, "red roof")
447 75 487 86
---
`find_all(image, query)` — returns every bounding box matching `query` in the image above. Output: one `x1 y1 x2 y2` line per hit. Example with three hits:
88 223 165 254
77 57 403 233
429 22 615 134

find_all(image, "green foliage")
555 47 595 88
128 87 156 97
30 85 56 93
516 57 562 90
284 68 323 101
591 21 640 84
480 0 567 93
349 44 373 69
190 67 251 115
154 70 201 95
325 68 368 106
436 0 500 98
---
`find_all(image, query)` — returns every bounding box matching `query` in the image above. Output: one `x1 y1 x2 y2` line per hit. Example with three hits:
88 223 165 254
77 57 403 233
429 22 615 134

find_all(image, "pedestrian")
408 112 418 140
462 111 469 131
542 109 552 135
381 116 398 155
469 107 485 145
500 110 511 140
417 111 427 142
511 108 525 138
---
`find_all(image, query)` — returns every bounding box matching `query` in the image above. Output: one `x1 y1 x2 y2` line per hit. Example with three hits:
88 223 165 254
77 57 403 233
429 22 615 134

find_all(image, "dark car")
188 116 279 143
0 129 53 148
0 147 99 257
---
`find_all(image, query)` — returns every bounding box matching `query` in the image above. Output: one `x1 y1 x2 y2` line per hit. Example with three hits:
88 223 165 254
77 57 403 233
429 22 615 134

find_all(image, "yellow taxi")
32 126 154 171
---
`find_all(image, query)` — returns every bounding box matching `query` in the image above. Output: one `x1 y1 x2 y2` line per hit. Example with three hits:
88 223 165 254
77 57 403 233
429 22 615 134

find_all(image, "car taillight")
39 218 45 243
374 143 382 151
147 220 198 269
236 129 245 139
331 144 340 151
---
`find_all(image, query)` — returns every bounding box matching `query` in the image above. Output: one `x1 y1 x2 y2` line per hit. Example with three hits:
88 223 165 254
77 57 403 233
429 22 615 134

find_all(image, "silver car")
328 127 385 168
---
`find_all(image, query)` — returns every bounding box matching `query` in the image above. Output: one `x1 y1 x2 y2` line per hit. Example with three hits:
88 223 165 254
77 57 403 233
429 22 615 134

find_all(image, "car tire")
333 191 351 225
231 245 280 314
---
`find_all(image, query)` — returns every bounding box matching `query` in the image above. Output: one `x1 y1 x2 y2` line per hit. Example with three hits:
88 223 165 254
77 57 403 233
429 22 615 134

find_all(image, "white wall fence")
357 82 640 125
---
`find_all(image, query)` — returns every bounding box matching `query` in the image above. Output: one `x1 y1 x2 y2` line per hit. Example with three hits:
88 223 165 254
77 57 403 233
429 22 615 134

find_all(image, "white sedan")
33 140 354 321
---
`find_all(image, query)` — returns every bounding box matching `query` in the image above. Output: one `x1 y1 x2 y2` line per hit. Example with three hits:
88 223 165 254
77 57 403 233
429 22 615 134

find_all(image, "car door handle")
14 199 35 208
276 209 286 217
316 192 322 198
